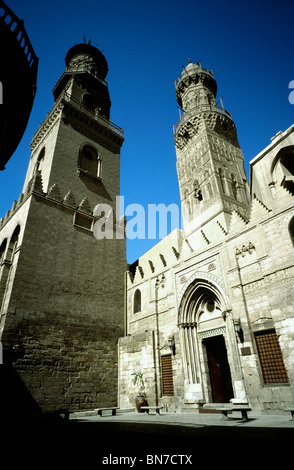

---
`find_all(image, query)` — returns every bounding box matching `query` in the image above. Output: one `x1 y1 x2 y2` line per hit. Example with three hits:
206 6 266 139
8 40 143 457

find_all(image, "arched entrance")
178 273 237 405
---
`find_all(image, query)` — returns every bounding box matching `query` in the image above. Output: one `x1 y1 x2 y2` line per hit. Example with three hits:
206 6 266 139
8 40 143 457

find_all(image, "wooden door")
204 335 234 403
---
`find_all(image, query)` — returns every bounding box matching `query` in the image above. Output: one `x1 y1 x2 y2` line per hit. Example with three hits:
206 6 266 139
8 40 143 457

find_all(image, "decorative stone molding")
28 171 44 195
235 242 255 259
47 184 62 202
30 102 64 152
172 246 180 260
78 197 91 215
217 220 227 235
63 191 76 208
198 327 226 339
178 270 227 307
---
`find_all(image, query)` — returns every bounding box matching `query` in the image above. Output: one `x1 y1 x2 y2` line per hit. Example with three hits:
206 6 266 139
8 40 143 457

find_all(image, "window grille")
255 330 289 384
161 354 174 396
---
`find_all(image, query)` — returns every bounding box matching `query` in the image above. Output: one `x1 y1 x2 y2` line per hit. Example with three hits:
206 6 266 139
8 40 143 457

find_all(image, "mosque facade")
118 61 294 414
0 45 293 415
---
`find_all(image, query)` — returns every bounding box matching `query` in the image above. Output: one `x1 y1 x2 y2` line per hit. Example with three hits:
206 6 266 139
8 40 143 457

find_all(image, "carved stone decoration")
235 242 255 259
63 191 76 208
198 327 226 339
78 197 92 214
47 183 62 202
208 263 216 272
29 171 44 195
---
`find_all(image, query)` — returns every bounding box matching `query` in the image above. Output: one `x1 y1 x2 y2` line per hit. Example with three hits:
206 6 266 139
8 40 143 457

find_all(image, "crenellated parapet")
125 191 279 289
0 170 125 235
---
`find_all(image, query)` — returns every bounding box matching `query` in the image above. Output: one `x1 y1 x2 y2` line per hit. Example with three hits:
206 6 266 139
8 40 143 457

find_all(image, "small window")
38 147 45 163
271 146 294 194
206 300 215 312
231 173 238 199
35 147 46 172
5 225 20 262
73 213 93 231
280 152 294 176
219 168 225 194
161 354 174 396
255 330 289 385
79 145 98 175
10 225 20 247
289 217 294 247
0 239 7 263
133 289 141 314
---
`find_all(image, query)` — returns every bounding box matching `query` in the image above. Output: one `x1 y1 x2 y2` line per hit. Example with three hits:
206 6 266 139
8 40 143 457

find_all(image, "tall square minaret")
0 43 126 415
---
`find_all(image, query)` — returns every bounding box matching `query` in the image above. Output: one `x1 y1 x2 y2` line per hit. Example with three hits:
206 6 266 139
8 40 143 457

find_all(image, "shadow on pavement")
2 414 294 467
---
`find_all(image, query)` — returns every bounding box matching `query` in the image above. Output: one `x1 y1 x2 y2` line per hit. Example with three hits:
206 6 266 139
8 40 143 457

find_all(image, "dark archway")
203 335 234 403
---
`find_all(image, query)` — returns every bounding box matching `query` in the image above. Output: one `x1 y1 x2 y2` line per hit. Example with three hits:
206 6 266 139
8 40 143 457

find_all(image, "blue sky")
1 0 294 264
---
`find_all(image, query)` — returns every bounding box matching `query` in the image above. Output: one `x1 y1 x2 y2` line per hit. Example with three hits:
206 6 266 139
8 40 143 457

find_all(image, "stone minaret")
0 43 126 415
174 61 250 238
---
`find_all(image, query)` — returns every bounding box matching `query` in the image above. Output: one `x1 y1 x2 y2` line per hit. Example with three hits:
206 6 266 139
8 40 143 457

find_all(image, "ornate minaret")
174 61 250 238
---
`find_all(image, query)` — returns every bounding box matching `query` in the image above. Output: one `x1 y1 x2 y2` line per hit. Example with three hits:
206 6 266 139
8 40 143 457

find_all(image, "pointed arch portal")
178 273 236 404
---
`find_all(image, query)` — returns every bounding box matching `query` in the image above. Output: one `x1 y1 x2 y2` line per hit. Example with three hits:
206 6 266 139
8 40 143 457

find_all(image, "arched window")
231 173 238 199
207 182 213 199
79 145 98 174
133 289 141 314
0 227 20 312
280 151 294 176
37 147 45 164
271 146 294 194
8 225 20 260
35 146 46 174
289 217 294 247
0 239 7 263
78 144 102 179
219 168 225 194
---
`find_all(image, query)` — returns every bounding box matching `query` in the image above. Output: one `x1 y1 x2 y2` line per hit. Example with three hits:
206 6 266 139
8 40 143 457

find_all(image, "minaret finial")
82 34 92 45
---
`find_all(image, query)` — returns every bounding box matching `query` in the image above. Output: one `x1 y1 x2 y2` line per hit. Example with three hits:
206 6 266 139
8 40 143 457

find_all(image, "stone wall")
1 193 126 414
119 134 294 413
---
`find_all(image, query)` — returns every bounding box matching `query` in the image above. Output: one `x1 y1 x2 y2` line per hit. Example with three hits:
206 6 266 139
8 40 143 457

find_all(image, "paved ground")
2 409 294 466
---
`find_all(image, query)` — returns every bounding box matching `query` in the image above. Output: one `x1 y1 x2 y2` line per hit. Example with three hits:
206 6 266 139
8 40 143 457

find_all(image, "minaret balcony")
63 91 124 138
173 104 232 137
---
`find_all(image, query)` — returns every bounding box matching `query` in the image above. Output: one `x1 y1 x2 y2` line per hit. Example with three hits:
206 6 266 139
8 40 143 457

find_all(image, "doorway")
203 335 234 403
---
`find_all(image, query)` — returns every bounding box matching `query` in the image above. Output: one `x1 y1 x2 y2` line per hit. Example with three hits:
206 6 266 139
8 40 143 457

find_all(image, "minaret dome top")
175 60 217 108
65 43 109 80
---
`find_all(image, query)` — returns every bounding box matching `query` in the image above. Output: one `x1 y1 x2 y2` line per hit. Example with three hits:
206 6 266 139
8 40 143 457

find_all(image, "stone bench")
140 406 164 415
284 408 294 420
95 407 119 417
203 403 252 421
220 406 252 421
